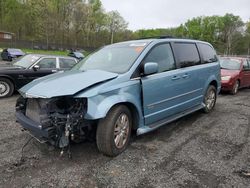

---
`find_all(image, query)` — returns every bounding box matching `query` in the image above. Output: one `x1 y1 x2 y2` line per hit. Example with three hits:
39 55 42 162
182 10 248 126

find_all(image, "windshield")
13 54 41 68
220 59 241 70
72 41 148 73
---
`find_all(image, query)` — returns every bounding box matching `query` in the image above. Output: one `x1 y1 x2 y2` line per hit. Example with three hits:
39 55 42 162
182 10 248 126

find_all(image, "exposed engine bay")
16 96 94 155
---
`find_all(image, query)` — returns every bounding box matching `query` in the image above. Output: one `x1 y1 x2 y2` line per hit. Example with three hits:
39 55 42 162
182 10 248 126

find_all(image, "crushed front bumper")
16 111 52 140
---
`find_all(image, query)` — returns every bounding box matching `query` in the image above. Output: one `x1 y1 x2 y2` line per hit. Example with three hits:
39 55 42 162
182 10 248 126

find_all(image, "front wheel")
203 85 217 113
0 78 14 98
96 105 132 157
231 80 239 95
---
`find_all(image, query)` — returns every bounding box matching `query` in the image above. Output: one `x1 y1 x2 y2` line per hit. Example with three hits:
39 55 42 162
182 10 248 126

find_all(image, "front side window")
143 43 175 73
73 41 150 73
174 43 201 68
243 60 250 70
37 58 56 69
198 43 217 63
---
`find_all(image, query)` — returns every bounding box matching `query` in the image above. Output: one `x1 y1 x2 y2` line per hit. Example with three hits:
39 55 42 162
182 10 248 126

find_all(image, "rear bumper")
16 112 51 139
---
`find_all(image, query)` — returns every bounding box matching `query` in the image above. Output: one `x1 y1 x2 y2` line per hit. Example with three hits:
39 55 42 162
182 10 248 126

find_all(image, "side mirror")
33 65 40 71
144 62 158 75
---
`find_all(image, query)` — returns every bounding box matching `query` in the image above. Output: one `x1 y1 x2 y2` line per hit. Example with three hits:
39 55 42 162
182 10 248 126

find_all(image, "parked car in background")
16 38 221 157
1 48 25 61
0 54 77 98
68 51 85 60
220 57 250 94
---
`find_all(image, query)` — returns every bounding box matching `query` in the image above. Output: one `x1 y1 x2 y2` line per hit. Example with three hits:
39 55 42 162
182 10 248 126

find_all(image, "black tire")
8 56 12 61
203 85 217 113
96 105 132 157
0 78 14 98
231 80 239 95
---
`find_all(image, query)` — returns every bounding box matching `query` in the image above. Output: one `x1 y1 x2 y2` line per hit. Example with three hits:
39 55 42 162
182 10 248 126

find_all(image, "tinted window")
59 58 76 69
174 43 200 68
144 43 175 73
198 43 217 63
37 58 56 69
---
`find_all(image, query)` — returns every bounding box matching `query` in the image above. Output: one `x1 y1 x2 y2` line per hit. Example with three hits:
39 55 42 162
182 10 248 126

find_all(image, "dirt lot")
0 90 250 188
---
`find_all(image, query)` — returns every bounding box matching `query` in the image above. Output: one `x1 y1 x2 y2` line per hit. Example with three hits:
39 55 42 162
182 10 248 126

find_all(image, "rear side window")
198 43 217 63
59 58 76 69
143 43 175 73
174 43 200 68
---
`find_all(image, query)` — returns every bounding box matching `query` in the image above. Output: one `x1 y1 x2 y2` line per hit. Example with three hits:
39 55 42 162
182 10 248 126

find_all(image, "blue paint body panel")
18 38 221 135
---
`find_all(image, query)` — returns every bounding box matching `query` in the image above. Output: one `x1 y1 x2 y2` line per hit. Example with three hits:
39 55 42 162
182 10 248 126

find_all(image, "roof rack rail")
138 35 175 40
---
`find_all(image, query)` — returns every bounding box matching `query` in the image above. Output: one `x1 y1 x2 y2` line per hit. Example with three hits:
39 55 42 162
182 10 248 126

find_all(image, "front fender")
84 83 144 127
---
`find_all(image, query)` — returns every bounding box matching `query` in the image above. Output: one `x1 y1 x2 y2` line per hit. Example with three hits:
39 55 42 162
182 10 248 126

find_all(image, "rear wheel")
231 80 239 95
96 105 132 157
0 78 14 98
203 85 217 113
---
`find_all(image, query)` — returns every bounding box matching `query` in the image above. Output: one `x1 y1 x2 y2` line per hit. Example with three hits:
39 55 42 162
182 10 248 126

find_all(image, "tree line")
0 0 131 49
0 0 249 55
135 14 250 55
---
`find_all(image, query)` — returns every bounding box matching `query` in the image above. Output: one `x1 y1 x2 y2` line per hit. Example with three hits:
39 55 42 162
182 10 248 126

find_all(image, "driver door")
23 57 58 84
241 60 250 87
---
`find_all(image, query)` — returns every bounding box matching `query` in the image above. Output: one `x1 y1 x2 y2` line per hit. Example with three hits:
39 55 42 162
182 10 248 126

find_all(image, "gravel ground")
0 90 250 188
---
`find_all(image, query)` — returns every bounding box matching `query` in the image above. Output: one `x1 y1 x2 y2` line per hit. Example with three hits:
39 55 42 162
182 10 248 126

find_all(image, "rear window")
174 43 200 68
198 43 217 63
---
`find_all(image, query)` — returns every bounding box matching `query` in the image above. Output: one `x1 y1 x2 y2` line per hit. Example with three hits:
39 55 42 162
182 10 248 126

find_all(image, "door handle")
171 76 181 80
182 74 189 78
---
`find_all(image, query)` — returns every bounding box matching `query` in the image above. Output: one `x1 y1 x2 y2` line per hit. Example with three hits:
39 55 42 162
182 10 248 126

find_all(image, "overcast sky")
101 0 250 31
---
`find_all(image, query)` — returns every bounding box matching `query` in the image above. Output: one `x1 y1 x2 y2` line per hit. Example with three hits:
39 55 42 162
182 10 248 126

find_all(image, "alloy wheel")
0 81 10 97
205 89 216 110
114 113 130 149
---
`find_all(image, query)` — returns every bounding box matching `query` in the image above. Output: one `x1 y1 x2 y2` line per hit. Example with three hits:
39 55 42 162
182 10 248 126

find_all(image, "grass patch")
22 48 68 56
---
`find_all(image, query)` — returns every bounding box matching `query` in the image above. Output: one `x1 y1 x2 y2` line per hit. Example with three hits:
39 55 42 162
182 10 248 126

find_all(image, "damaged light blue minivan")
16 38 221 157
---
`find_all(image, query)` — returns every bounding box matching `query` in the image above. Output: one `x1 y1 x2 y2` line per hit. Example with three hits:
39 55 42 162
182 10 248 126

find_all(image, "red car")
220 57 250 94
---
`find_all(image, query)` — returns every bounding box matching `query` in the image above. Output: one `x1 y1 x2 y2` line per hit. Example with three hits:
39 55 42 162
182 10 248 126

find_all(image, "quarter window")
174 43 200 68
144 43 175 73
37 58 56 69
198 43 217 63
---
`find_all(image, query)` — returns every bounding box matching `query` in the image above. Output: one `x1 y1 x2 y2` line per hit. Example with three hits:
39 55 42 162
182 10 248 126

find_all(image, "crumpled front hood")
19 70 118 98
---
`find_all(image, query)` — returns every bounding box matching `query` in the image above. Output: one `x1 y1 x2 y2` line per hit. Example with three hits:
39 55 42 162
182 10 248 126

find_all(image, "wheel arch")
204 75 220 95
0 75 15 89
85 94 144 130
110 102 140 130
209 80 218 89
